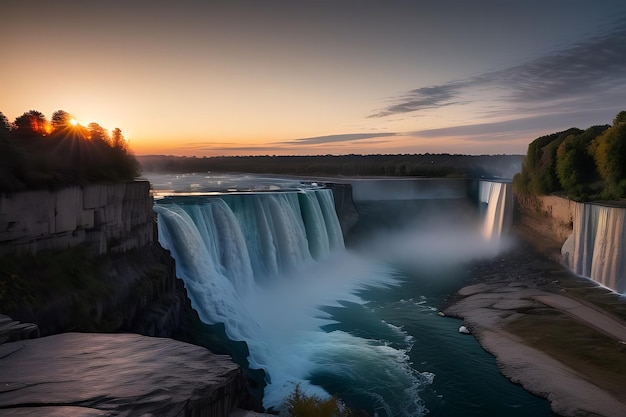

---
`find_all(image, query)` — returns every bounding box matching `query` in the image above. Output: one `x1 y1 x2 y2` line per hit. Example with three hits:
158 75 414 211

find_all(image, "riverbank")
444 230 626 417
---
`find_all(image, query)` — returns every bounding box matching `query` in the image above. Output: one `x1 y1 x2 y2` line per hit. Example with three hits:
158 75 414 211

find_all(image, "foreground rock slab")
0 332 246 417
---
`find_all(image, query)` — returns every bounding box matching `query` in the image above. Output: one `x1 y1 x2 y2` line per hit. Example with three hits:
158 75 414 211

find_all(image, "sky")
3 0 626 156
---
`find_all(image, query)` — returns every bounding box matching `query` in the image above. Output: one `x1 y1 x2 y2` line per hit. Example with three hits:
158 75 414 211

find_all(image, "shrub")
283 384 352 417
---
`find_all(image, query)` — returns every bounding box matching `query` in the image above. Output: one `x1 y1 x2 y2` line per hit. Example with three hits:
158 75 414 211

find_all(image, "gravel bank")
444 234 626 417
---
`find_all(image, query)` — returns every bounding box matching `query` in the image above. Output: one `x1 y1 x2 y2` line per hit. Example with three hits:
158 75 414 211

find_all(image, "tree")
111 127 127 150
593 122 626 198
88 122 110 143
13 110 49 136
0 111 26 190
0 107 141 190
284 384 351 417
555 134 579 192
555 125 607 197
524 128 581 194
613 111 626 126
51 110 73 130
0 111 10 141
107 127 140 180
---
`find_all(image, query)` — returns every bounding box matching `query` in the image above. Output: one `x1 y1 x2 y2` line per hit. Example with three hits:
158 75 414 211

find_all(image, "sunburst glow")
3 2 626 156
69 118 78 126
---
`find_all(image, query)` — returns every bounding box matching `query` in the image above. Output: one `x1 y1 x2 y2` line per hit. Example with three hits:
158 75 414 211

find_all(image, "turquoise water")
152 173 555 416
316 200 556 416
312 263 554 416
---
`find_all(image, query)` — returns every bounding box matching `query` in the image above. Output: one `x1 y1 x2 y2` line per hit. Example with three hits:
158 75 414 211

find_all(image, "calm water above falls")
151 174 554 417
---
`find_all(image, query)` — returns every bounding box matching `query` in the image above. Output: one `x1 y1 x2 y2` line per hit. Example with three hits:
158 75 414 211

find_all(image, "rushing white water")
154 180 514 415
479 181 513 240
155 188 433 414
562 203 626 293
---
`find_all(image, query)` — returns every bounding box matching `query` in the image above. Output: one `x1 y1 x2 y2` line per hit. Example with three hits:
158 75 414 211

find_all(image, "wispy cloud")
283 132 397 145
501 18 626 102
371 17 626 118
409 114 575 138
369 84 464 118
166 134 399 155
169 142 290 154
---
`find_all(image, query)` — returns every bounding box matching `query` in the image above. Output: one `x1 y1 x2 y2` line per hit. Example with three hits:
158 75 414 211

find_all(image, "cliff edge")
0 181 261 416
0 333 247 417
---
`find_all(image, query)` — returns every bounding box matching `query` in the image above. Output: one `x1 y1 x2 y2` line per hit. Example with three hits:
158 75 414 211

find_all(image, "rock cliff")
330 183 359 238
0 181 262 415
514 194 576 259
0 181 154 256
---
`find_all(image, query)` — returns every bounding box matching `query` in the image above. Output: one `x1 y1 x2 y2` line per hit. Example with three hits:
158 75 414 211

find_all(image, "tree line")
513 111 626 201
0 110 139 191
138 153 524 180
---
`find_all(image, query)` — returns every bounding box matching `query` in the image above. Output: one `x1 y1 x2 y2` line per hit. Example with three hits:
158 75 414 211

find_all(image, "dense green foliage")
0 246 105 317
138 153 523 179
513 111 626 201
0 109 139 191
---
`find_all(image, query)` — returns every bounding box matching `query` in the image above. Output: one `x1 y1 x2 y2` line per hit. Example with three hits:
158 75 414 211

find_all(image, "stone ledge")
0 314 39 344
0 333 246 417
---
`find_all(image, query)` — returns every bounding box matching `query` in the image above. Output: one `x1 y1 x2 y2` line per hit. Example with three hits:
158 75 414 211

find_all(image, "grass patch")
506 311 626 399
545 271 626 322
0 246 107 310
0 245 176 334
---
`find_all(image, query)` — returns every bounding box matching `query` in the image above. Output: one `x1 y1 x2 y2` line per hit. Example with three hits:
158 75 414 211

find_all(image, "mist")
153 177 513 415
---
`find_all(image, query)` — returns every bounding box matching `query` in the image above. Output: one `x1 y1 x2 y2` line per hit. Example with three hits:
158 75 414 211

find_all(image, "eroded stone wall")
0 181 154 256
330 183 359 238
515 194 576 258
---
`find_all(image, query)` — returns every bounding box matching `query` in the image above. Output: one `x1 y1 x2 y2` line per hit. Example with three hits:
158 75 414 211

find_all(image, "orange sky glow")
3 1 626 157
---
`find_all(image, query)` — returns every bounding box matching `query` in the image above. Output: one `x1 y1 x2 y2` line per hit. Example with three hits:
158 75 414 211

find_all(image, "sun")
69 118 78 126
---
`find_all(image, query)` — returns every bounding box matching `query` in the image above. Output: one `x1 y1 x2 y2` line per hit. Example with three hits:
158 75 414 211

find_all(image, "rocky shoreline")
444 233 626 417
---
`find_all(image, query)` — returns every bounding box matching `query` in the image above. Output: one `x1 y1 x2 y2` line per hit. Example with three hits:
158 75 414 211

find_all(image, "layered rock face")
0 180 262 415
0 181 187 337
0 181 154 256
0 333 247 417
330 183 359 237
515 195 576 251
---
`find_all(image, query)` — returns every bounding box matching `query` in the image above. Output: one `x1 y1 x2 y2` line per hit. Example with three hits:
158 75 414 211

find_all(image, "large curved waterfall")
151 175 550 417
155 188 430 414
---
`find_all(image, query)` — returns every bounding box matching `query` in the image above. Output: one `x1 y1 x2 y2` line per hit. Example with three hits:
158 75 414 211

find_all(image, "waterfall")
562 203 626 293
479 181 513 240
155 189 344 316
154 188 429 413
